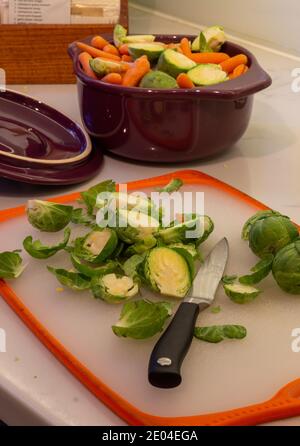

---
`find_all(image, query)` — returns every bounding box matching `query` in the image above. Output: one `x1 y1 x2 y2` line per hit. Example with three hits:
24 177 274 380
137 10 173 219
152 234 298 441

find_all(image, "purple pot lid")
0 89 92 165
0 145 103 185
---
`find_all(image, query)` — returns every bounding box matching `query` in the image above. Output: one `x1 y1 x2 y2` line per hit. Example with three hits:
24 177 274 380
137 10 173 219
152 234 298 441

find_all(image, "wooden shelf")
0 0 128 84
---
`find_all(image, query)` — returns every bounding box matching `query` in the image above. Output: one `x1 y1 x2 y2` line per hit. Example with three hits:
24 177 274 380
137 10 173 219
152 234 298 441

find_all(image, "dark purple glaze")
68 34 272 163
0 146 103 185
0 90 89 163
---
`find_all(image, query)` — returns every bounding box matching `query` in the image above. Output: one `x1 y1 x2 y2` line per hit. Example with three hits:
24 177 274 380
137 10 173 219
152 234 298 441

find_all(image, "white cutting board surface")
1 184 300 418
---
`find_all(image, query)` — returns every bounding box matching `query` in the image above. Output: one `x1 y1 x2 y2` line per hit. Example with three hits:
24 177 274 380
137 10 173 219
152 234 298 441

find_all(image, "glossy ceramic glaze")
68 34 272 163
0 90 91 165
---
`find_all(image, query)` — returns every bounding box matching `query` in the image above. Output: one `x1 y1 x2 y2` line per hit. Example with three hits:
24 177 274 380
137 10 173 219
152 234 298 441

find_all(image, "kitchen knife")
148 238 229 389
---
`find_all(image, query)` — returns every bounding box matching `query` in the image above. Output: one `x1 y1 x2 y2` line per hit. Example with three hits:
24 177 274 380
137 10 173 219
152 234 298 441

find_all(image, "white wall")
133 0 300 55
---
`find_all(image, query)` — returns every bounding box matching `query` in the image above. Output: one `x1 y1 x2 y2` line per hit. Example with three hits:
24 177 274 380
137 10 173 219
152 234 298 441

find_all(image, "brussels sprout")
81 180 116 215
223 282 260 304
26 200 73 232
70 252 118 278
272 240 300 294
192 26 226 52
47 267 91 291
112 299 172 339
157 215 214 246
194 325 247 343
113 23 127 47
112 209 159 245
73 228 118 264
242 210 282 240
0 251 26 279
239 255 273 285
157 178 183 193
143 247 191 298
91 273 139 304
247 214 298 258
23 227 71 259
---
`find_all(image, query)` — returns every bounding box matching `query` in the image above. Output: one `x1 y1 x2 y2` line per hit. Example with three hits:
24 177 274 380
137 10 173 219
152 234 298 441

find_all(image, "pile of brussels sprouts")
0 178 225 341
223 209 300 303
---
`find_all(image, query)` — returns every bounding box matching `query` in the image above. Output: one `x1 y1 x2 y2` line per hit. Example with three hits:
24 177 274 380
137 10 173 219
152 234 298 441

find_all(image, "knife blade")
148 238 229 389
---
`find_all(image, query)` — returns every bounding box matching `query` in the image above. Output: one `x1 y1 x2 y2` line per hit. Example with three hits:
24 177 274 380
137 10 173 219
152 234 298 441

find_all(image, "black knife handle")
148 302 200 389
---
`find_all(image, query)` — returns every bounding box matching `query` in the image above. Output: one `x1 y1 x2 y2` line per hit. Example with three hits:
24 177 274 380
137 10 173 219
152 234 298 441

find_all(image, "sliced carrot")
176 73 194 89
119 43 129 55
76 42 121 61
103 44 120 57
220 54 248 74
101 73 123 85
190 52 230 64
180 37 193 58
121 54 133 63
122 55 151 87
91 35 110 50
78 52 98 79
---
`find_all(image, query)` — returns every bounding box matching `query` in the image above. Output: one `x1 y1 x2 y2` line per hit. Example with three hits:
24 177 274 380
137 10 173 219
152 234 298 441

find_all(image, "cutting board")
1 170 300 426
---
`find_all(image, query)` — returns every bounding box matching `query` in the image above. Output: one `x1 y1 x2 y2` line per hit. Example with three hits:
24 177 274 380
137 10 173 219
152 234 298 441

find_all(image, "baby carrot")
229 63 247 80
176 73 194 89
121 54 133 63
101 73 123 84
78 52 98 79
122 55 151 87
119 43 129 55
180 37 192 58
91 35 110 50
220 54 248 73
103 44 120 57
190 52 230 64
76 42 121 61
243 65 249 74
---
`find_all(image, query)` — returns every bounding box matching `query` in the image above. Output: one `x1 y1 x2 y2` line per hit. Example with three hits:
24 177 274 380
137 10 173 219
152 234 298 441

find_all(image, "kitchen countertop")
0 4 300 426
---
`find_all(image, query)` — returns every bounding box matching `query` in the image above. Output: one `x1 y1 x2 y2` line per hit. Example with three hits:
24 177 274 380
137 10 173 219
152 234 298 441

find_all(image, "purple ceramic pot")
68 35 272 163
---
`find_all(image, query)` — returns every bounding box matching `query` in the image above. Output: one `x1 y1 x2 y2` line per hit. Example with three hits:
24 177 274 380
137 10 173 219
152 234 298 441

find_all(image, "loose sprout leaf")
241 210 282 241
47 267 91 291
112 299 173 339
239 255 274 285
26 200 73 232
122 254 147 278
157 178 183 193
71 208 95 226
223 282 260 304
222 275 237 285
70 252 118 278
0 251 26 279
194 325 247 343
81 180 116 215
23 228 71 259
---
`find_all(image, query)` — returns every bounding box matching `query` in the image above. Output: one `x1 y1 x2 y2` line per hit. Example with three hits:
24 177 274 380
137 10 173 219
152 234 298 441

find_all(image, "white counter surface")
0 5 300 426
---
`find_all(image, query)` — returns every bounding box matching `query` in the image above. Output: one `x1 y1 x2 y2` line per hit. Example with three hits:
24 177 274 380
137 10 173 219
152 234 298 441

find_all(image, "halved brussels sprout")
73 228 118 264
0 250 26 279
246 212 298 258
113 209 159 245
272 240 300 294
157 215 214 246
26 200 73 232
91 273 139 304
143 247 191 298
192 26 226 52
